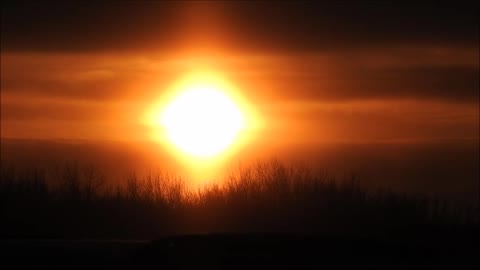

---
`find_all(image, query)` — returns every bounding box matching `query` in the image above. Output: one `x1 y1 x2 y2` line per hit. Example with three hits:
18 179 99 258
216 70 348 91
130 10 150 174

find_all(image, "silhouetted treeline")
1 161 478 239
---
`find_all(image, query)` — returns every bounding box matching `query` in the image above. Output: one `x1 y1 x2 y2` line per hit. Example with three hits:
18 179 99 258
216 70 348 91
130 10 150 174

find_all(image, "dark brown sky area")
2 2 478 51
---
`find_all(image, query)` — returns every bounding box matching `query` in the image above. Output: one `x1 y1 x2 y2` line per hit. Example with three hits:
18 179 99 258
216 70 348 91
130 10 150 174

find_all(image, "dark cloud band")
2 2 477 52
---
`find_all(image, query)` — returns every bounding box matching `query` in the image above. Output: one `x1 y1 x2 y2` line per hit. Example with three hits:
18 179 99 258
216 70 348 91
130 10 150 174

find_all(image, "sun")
159 77 246 158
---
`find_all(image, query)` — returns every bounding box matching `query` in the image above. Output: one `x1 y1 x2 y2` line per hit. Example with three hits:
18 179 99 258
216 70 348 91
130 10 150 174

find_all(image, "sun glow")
148 71 253 160
162 85 244 157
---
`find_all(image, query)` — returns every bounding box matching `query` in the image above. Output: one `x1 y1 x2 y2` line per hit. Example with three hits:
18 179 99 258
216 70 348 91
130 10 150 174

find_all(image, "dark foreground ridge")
133 232 480 269
2 231 479 269
1 162 479 268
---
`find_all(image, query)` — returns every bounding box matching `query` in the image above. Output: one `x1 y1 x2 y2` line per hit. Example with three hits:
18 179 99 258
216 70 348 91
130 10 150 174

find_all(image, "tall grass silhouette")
1 160 477 239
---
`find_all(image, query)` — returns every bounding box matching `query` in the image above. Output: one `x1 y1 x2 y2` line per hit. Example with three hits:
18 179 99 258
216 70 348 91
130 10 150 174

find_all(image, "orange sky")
1 2 479 197
1 49 478 145
1 2 478 147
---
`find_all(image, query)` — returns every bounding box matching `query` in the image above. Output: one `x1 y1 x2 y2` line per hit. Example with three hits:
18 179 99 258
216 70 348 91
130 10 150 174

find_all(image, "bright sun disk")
160 83 245 158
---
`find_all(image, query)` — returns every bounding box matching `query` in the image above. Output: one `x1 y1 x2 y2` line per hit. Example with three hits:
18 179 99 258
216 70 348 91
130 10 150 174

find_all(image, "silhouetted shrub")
0 160 477 238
